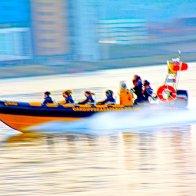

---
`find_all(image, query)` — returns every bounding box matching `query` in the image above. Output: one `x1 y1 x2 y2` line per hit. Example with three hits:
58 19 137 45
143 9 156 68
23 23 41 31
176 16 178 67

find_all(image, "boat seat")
62 104 75 108
77 104 92 108
29 102 42 107
95 105 108 108
5 101 18 106
108 104 124 108
46 103 59 107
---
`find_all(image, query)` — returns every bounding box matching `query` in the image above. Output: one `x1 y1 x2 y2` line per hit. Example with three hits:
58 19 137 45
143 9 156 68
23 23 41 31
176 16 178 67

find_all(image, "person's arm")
43 97 51 105
78 99 88 104
67 96 74 104
70 99 74 104
97 98 108 105
145 88 153 96
103 98 110 104
49 97 54 103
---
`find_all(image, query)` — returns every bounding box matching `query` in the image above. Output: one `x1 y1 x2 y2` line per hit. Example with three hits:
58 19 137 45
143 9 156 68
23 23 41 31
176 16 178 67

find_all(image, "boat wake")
30 104 196 135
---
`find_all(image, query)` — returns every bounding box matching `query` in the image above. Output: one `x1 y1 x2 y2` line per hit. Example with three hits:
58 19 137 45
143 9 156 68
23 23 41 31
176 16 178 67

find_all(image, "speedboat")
0 53 189 133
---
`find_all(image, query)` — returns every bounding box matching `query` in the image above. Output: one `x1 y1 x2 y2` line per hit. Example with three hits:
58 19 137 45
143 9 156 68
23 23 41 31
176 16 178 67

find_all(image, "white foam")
30 104 196 135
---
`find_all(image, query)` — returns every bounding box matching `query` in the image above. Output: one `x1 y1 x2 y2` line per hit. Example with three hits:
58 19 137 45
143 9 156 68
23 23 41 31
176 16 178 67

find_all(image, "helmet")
121 82 127 89
143 80 150 86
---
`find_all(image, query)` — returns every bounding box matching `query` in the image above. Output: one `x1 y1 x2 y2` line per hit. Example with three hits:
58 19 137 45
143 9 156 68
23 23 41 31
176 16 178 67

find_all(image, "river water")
0 63 196 195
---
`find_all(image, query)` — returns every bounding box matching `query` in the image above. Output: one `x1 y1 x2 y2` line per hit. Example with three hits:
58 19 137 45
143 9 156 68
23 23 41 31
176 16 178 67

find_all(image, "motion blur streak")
30 105 196 135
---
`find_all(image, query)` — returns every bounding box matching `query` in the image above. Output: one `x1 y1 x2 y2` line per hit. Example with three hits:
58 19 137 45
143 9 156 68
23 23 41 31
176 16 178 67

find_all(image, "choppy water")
0 64 196 195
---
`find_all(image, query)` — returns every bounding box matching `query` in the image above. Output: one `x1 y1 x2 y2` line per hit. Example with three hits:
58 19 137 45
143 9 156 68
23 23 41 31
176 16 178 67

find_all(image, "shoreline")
0 54 195 79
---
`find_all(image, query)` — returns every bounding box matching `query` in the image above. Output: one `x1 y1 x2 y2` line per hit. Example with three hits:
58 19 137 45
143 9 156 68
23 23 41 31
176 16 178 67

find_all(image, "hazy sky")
0 0 30 24
0 0 195 25
102 0 196 21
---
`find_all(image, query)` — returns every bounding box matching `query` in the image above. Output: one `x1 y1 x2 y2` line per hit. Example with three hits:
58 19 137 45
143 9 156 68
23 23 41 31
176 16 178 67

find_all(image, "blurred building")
31 0 71 59
0 0 32 62
71 0 100 61
0 0 195 64
31 0 101 61
98 19 148 45
0 28 32 61
97 19 149 60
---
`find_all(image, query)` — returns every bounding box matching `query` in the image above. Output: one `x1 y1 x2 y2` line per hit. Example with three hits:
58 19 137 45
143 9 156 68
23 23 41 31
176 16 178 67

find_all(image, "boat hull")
0 101 133 132
0 113 83 132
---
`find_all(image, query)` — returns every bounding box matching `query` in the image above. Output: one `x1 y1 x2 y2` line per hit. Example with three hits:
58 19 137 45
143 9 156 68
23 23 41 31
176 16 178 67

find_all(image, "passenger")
119 82 134 106
78 91 95 105
143 80 153 102
97 90 116 105
60 90 74 104
43 91 54 105
131 74 145 104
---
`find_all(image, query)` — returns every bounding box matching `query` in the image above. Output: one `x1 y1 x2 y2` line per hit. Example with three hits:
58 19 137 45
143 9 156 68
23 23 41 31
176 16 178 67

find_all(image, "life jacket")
65 95 74 103
78 95 95 105
86 95 95 103
106 96 116 103
143 85 153 101
98 95 116 105
59 95 74 104
120 89 134 106
132 80 137 87
43 96 53 105
133 80 143 98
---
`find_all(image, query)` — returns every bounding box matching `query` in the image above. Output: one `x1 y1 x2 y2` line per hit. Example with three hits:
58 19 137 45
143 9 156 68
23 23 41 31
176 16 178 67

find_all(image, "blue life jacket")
79 95 95 104
103 96 116 104
43 96 53 105
65 95 74 103
143 86 153 101
133 80 143 98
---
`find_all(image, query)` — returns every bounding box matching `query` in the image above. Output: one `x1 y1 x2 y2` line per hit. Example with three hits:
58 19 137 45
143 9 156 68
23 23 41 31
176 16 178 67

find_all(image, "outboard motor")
175 90 188 108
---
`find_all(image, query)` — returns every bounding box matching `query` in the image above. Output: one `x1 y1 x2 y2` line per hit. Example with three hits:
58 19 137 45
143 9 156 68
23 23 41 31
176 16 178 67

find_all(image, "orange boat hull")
0 113 82 132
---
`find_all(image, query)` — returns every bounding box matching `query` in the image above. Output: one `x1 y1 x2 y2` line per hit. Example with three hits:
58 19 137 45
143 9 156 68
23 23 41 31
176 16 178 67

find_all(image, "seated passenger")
60 90 74 104
78 91 95 105
97 90 116 105
131 74 145 105
43 91 54 105
143 80 153 102
119 82 134 106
